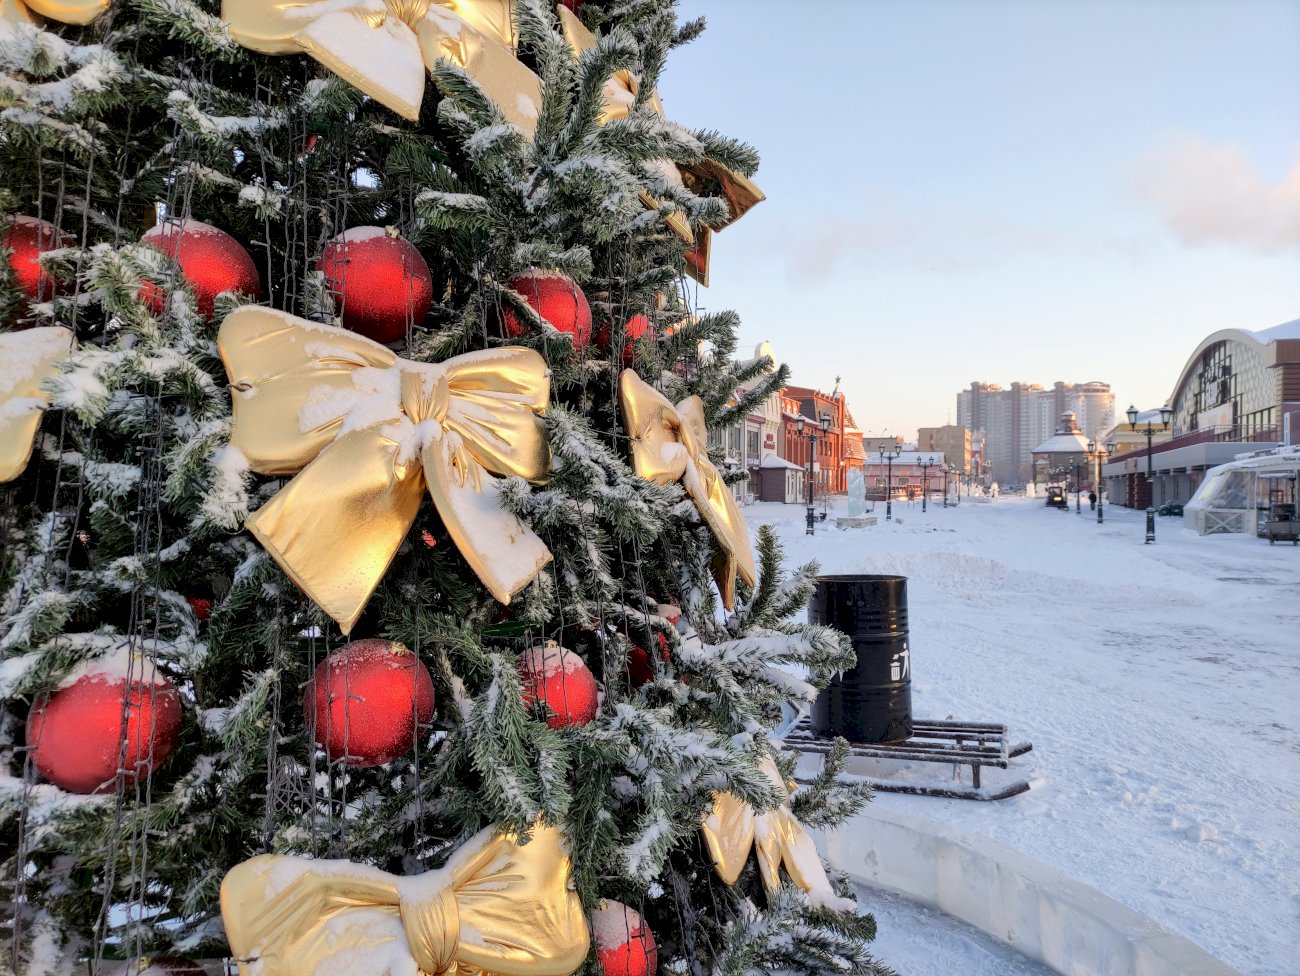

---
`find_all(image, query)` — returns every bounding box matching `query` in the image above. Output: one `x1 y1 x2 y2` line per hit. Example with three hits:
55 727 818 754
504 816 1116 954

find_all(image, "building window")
747 429 761 460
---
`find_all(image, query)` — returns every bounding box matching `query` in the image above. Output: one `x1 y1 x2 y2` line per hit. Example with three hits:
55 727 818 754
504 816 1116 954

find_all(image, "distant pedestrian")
1088 491 1097 511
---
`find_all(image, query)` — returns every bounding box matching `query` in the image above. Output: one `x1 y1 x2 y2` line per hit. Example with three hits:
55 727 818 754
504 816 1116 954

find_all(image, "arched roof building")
1167 319 1300 440
1102 318 1300 520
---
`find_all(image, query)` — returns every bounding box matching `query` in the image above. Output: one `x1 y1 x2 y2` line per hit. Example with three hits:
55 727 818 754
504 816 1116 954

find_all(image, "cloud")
1135 137 1300 253
786 208 1063 279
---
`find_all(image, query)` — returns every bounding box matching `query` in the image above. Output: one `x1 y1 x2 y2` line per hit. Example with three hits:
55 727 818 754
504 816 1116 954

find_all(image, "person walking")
1089 490 1097 511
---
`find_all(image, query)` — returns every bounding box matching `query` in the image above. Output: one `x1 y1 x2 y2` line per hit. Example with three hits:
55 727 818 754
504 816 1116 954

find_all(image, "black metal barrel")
810 574 912 743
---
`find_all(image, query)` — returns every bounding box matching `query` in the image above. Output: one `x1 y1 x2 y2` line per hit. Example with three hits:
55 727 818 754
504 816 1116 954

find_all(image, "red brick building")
781 385 850 495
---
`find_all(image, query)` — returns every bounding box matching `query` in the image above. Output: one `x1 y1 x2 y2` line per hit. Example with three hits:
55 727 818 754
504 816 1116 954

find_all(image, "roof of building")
1167 316 1300 411
1251 317 1300 343
1032 432 1092 454
1031 411 1092 455
759 453 803 470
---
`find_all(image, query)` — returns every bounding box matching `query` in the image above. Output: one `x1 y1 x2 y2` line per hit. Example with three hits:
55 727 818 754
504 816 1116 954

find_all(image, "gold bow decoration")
618 369 755 609
219 2 762 285
554 5 763 284
221 0 542 130
0 327 74 483
0 0 107 26
218 307 552 634
221 822 590 976
701 756 853 911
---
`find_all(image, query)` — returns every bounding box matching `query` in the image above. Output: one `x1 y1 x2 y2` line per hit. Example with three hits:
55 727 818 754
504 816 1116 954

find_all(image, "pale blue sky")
660 0 1300 439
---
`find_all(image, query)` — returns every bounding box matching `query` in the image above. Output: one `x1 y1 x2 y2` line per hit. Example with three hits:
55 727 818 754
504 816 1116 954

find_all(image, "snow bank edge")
819 806 1243 976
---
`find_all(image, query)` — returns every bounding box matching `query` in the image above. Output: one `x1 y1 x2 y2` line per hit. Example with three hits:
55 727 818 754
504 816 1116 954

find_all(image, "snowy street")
756 494 1299 976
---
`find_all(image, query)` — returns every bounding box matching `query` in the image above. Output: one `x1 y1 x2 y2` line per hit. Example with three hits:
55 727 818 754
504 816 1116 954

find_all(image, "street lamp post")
918 456 935 513
942 465 949 508
1072 455 1082 513
1127 403 1173 544
796 412 833 535
882 444 902 521
1088 438 1113 524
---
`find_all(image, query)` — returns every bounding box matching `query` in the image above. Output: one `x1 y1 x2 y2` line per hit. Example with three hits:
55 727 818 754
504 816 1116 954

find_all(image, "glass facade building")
1168 322 1300 442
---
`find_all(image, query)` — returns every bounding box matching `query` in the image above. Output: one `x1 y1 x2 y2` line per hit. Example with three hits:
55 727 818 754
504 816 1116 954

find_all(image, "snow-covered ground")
753 494 1298 976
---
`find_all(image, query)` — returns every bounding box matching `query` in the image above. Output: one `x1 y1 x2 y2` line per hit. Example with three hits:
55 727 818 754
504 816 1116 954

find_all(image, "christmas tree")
1 2 890 973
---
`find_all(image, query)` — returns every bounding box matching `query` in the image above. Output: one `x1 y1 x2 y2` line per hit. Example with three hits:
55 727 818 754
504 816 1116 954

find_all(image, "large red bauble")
185 595 212 621
627 634 670 686
592 901 658 976
595 314 652 366
26 662 181 794
2 216 72 320
140 220 260 321
517 644 598 729
502 271 592 349
317 227 433 344
305 639 435 767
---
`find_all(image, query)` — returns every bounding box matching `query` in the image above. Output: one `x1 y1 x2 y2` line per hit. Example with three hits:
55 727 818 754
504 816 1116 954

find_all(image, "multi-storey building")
862 435 903 454
784 384 847 495
958 380 1114 485
1102 317 1299 517
916 425 972 473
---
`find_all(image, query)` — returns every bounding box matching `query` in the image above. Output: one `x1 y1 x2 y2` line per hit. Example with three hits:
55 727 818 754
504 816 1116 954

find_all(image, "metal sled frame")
785 717 1034 801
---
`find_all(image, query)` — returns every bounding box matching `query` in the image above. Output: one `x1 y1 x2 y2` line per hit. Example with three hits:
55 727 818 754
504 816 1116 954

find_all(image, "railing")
1109 424 1280 463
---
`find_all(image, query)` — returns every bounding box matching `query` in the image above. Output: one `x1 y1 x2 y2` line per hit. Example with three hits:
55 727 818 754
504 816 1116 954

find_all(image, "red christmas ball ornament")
627 634 670 687
317 226 433 344
305 639 435 767
560 0 583 12
105 956 207 976
26 659 181 794
502 271 592 349
517 643 598 729
2 216 72 320
592 900 658 976
140 220 260 321
185 596 212 621
595 313 652 366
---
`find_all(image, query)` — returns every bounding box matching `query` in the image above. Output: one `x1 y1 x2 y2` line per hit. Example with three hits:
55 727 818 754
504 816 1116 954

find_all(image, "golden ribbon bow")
221 823 590 976
0 0 107 26
701 756 853 911
618 369 755 609
554 5 762 284
222 0 542 130
219 307 552 634
0 327 74 483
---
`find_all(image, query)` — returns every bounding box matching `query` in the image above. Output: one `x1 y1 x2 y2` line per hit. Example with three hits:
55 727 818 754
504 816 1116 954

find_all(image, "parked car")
1044 485 1068 509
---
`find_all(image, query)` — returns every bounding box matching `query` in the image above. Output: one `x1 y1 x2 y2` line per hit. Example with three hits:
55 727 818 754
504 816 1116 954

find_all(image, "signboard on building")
764 432 776 450
1198 402 1233 432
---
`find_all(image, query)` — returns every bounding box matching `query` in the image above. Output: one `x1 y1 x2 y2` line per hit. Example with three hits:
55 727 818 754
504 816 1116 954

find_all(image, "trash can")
809 574 912 743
